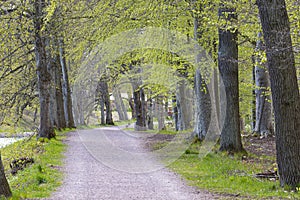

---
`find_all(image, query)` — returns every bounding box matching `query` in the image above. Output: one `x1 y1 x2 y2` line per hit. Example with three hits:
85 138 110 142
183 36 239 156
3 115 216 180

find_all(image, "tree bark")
113 88 128 121
132 83 146 131
254 32 274 136
97 79 114 125
252 61 256 131
176 80 193 131
34 0 55 139
60 39 75 128
103 83 114 125
147 95 154 130
129 97 135 120
157 96 165 131
172 96 179 131
193 14 212 140
257 0 300 188
48 46 58 129
0 153 11 198
194 68 211 140
54 46 66 129
218 4 243 152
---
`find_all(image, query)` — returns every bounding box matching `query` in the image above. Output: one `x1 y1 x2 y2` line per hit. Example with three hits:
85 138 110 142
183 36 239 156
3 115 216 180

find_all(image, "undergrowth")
1 129 72 199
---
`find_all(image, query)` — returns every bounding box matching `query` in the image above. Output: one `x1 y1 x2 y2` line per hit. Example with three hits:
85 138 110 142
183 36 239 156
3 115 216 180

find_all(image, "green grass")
1 129 72 199
114 119 135 126
169 144 300 199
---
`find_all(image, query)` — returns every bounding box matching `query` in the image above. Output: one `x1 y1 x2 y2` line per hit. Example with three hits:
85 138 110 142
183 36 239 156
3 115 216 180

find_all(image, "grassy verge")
134 126 299 199
1 129 72 199
168 142 300 199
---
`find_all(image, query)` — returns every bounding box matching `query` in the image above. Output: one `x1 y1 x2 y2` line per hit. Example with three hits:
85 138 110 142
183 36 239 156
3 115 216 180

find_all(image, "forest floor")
49 127 225 200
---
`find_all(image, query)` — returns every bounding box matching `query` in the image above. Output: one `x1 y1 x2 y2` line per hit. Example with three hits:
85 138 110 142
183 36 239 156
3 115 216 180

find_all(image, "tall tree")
54 47 67 129
96 77 114 125
254 32 274 136
193 6 212 140
0 153 12 198
257 0 300 188
34 0 55 139
218 3 244 152
132 83 147 131
59 40 75 128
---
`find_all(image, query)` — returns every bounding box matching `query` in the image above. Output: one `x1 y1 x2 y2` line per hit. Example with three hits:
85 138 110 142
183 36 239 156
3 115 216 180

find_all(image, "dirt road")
50 127 218 200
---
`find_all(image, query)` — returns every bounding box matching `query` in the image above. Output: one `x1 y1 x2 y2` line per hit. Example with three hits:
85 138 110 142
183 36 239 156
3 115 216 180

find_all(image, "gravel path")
49 127 219 200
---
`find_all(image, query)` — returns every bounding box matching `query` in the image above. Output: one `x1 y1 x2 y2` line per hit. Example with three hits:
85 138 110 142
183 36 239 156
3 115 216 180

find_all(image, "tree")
257 0 300 188
59 39 76 128
193 5 212 140
34 0 55 139
254 32 274 136
96 77 114 125
218 3 244 152
132 83 147 131
0 153 12 198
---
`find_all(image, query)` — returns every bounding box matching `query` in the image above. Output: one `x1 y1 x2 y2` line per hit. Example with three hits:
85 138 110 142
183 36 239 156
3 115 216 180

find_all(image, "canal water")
0 138 22 148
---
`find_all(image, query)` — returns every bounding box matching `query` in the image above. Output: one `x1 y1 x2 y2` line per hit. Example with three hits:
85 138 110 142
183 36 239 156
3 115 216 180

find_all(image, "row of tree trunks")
34 0 75 138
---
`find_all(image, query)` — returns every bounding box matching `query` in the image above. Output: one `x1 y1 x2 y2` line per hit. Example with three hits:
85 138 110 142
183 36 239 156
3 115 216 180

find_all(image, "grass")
168 143 300 199
1 129 72 199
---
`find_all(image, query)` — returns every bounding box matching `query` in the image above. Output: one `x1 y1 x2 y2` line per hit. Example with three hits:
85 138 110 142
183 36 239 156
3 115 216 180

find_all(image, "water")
0 138 22 148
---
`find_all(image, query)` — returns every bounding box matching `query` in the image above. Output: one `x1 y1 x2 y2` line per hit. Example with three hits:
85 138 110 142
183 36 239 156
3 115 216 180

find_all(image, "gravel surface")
49 127 219 200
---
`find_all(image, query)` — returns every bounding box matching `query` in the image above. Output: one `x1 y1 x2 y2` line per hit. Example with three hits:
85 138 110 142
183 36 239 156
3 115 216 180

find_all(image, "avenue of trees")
0 0 299 197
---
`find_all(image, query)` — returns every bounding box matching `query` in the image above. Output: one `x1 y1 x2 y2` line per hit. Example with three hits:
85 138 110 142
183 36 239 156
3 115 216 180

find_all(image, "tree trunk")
97 79 114 125
129 97 135 120
34 0 55 139
257 0 300 188
48 47 58 129
214 68 220 125
113 88 128 121
252 61 256 131
176 80 193 131
0 153 11 198
157 96 165 131
54 48 66 129
103 82 114 125
193 15 212 140
147 95 154 130
254 32 274 136
172 96 179 131
60 39 75 128
193 68 211 140
132 83 146 131
218 4 243 152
